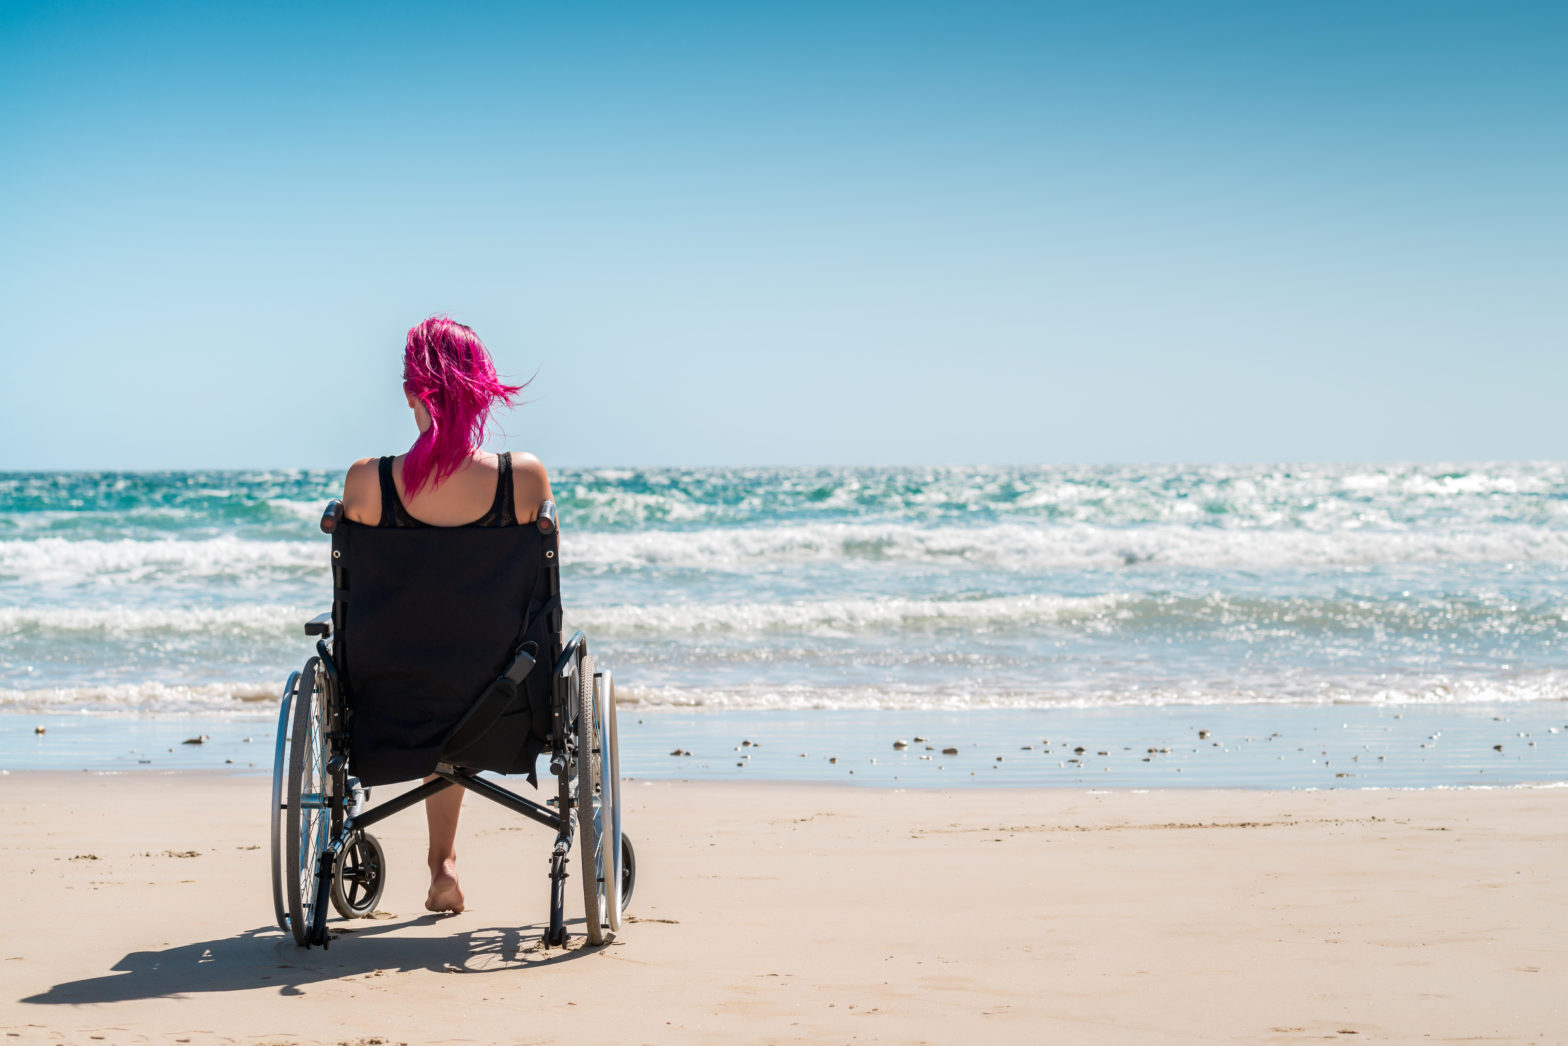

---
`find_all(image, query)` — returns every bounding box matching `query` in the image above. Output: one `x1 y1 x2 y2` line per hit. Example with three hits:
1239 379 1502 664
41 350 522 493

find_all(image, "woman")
342 316 552 914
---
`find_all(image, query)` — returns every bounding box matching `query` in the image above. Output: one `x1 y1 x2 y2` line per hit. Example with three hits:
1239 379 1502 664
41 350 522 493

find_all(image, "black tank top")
377 452 517 528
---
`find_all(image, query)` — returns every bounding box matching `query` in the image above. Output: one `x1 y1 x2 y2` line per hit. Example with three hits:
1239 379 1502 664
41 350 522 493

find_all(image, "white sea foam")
0 537 324 586
562 590 1566 640
4 670 1561 718
562 521 1568 572
0 604 310 636
265 499 328 521
617 672 1568 711
0 680 282 716
3 518 1565 590
566 593 1122 636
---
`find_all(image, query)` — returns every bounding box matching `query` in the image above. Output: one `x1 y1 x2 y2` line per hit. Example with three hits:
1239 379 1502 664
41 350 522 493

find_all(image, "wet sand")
9 703 1568 790
1 773 1563 1044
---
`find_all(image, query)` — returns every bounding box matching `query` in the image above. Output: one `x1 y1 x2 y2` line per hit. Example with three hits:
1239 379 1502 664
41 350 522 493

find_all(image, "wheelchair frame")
269 498 633 949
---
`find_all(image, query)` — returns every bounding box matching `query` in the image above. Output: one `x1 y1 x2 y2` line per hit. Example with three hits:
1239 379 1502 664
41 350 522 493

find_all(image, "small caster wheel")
330 830 386 918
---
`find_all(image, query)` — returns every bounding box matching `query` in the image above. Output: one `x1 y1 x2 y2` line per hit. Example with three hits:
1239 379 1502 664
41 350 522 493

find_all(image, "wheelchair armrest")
554 631 586 678
304 612 333 638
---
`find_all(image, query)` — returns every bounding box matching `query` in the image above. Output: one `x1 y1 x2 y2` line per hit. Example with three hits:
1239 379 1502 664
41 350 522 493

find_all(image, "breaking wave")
564 521 1568 572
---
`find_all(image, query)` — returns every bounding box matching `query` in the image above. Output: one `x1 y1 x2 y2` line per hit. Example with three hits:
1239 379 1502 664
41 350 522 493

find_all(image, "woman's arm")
511 452 553 524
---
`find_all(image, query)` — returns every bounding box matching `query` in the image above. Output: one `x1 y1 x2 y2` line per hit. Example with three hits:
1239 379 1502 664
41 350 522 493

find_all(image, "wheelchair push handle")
537 500 557 535
321 499 344 534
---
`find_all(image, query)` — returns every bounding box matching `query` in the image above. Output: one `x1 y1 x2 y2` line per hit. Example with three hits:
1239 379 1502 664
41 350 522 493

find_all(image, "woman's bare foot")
426 857 465 913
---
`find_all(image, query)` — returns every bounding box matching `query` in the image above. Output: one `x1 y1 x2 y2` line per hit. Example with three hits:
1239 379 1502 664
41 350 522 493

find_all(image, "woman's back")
343 450 550 528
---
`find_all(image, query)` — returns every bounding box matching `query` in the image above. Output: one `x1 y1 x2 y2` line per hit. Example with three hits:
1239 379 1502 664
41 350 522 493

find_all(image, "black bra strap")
495 452 515 526
376 456 398 528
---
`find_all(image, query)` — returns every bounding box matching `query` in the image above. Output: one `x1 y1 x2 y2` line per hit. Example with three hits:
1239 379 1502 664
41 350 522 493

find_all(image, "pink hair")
401 317 525 495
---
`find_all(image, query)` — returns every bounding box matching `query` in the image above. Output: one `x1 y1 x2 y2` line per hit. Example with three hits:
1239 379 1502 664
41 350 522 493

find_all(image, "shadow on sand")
22 915 604 1005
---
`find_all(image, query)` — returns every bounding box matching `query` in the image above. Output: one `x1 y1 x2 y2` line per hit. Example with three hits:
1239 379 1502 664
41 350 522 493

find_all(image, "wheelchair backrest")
330 516 560 786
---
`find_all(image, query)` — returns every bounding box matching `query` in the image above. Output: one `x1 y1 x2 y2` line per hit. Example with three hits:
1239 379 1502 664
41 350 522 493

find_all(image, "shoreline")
2 774 1563 1044
5 767 1568 798
6 701 1566 790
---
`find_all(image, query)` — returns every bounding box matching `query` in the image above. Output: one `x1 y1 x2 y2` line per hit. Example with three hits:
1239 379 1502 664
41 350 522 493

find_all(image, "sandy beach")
1 772 1562 1045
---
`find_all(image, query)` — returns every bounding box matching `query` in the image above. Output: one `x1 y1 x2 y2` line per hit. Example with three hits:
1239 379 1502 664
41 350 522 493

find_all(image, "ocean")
3 463 1566 786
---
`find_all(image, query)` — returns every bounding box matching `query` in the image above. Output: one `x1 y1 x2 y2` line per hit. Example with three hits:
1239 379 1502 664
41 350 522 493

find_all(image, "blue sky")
1 1 1563 470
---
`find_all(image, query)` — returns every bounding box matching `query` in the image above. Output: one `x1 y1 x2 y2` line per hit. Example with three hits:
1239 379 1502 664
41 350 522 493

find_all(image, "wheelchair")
269 498 634 949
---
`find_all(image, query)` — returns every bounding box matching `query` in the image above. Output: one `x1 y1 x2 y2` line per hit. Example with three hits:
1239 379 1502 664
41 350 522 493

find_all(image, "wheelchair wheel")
269 670 300 934
284 661 332 946
601 667 624 932
331 830 386 918
576 653 608 945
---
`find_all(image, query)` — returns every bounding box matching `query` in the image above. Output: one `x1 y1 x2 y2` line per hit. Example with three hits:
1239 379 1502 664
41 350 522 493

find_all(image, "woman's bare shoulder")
510 452 552 523
343 457 383 525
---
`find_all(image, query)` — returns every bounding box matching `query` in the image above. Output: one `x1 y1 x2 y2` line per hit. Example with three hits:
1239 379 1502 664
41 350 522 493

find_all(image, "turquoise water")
4 463 1567 715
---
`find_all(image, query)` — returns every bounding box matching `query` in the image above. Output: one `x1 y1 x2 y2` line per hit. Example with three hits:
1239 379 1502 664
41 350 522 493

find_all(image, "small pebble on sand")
829 756 838 764
1073 746 1086 754
942 747 958 756
913 736 928 743
1198 729 1211 739
892 740 908 750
